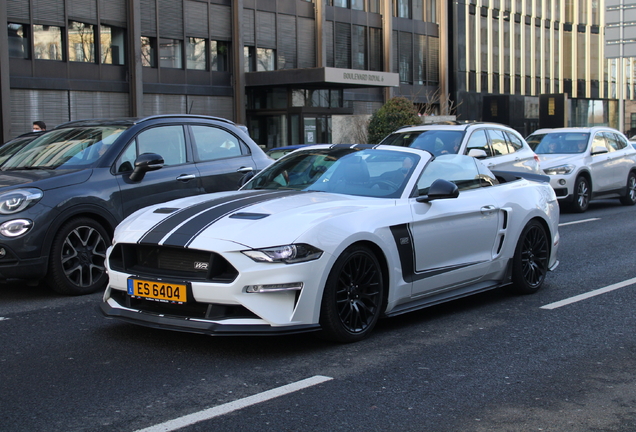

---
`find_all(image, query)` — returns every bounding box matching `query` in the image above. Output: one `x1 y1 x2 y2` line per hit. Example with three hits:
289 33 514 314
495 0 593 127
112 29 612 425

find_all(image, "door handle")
176 174 196 181
237 166 254 173
480 205 497 215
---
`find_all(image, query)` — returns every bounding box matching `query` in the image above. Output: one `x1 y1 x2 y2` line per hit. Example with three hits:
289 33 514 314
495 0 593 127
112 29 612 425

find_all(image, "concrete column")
128 0 143 116
0 1 12 141
232 0 245 124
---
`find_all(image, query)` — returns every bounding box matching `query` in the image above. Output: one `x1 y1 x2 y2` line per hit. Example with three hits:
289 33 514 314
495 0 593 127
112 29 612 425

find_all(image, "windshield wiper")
6 165 56 170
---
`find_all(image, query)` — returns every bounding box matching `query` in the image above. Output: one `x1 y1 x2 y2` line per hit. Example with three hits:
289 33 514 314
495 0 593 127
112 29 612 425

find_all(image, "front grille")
110 289 257 320
109 244 238 283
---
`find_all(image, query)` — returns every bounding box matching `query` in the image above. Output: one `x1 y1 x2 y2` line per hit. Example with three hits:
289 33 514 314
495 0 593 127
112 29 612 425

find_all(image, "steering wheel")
371 180 399 190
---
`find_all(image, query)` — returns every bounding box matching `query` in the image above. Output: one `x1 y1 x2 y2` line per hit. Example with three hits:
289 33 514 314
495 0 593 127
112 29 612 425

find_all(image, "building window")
352 25 366 70
244 46 254 72
68 21 95 63
369 27 382 71
141 36 156 67
398 32 413 84
211 41 229 72
631 113 636 130
333 0 363 8
159 38 183 69
100 25 125 65
8 23 29 59
396 0 411 18
33 25 63 61
257 48 275 71
186 37 207 70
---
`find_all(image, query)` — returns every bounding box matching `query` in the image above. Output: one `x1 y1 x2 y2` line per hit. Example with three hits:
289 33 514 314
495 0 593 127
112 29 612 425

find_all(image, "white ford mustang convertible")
101 145 559 342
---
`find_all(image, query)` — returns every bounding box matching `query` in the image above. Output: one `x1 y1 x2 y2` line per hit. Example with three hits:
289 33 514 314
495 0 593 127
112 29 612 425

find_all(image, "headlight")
0 188 43 214
242 243 323 264
544 165 575 176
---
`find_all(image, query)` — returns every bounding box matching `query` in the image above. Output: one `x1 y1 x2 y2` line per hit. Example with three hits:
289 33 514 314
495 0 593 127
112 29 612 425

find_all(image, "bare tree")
406 87 462 119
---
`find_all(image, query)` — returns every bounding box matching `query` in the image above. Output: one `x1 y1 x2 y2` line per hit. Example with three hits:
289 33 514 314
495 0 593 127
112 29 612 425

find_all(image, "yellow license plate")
127 278 188 303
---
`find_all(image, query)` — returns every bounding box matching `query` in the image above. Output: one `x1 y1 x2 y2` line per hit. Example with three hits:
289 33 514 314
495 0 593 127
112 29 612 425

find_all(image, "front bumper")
100 298 321 335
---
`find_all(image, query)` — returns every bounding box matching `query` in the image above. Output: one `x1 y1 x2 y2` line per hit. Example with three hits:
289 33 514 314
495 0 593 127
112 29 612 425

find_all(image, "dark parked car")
0 115 272 295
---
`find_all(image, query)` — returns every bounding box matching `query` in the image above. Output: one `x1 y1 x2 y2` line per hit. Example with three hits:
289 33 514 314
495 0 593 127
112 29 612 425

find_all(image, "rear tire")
569 176 589 213
46 217 110 296
509 220 549 295
620 172 636 206
319 245 384 343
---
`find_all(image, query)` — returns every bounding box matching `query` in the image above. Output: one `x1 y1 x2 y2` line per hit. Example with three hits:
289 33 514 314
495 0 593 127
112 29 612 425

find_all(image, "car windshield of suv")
381 130 464 156
527 132 590 154
1 126 127 170
243 148 420 198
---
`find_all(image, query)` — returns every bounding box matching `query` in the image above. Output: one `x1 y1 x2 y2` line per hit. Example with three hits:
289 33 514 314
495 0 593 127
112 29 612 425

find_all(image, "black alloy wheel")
620 172 636 206
510 220 549 294
319 245 384 343
570 176 590 213
46 217 111 295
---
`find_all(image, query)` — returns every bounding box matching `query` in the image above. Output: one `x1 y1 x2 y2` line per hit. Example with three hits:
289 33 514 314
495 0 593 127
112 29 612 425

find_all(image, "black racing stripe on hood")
158 190 305 248
138 190 283 245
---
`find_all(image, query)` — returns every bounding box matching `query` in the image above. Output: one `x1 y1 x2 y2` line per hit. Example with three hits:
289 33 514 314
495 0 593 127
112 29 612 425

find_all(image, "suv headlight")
544 164 575 176
0 188 43 214
242 244 323 264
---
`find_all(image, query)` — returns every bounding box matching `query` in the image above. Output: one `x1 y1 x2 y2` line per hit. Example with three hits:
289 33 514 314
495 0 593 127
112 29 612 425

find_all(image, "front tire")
46 217 111 295
619 172 636 206
319 245 384 343
569 176 590 213
509 220 549 295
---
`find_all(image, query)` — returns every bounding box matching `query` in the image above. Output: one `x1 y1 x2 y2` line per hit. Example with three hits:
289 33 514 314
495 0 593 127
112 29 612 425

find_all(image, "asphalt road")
1 199 636 432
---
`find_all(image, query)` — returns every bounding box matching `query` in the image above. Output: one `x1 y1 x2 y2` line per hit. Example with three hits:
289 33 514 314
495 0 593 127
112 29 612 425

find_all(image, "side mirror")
238 168 255 187
417 179 460 203
129 153 164 182
591 146 608 156
467 149 488 159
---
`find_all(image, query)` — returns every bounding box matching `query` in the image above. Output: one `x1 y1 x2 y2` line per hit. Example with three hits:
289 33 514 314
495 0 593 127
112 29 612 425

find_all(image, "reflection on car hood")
116 189 391 249
0 168 92 191
537 154 580 167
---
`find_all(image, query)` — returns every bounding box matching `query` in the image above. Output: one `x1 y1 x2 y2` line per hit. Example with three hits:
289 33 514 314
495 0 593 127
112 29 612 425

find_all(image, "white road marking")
541 277 636 310
558 218 600 227
134 375 333 432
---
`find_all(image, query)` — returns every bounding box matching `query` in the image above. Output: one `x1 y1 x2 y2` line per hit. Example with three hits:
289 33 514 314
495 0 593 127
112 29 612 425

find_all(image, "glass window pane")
137 126 187 165
33 25 63 61
186 37 207 70
68 21 95 63
352 25 366 70
256 48 275 71
211 40 229 72
141 36 156 67
8 23 29 59
191 126 242 161
159 39 182 69
101 25 126 65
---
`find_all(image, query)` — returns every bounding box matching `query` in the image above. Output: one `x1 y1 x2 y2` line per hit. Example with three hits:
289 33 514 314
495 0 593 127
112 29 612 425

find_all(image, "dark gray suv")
0 115 272 295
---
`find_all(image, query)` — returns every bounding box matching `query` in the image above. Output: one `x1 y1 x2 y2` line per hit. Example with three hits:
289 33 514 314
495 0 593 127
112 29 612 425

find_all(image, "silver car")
527 127 636 213
380 122 542 174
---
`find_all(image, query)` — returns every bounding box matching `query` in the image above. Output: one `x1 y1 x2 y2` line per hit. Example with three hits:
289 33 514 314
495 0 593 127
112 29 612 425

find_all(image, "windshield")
1 126 127 170
380 130 464 156
243 148 420 198
527 132 590 154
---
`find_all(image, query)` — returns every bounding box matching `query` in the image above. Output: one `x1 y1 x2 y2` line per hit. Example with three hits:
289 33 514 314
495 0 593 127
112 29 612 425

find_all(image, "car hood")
537 154 579 168
0 168 92 191
115 189 391 249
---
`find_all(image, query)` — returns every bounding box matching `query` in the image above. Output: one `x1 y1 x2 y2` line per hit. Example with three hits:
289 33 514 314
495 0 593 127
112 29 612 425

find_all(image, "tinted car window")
417 154 485 194
603 132 620 152
116 125 187 171
488 129 510 156
506 131 524 151
2 126 127 169
614 133 628 149
191 125 243 161
465 129 492 157
381 130 464 156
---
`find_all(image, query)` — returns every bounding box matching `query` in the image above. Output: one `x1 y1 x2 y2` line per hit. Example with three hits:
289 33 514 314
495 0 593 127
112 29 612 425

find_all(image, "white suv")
379 122 542 174
527 127 636 212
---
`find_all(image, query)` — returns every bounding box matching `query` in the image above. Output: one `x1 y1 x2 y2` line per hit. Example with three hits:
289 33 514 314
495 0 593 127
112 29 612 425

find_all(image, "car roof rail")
136 114 237 126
